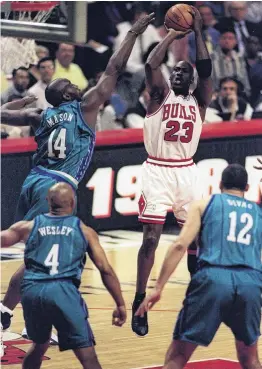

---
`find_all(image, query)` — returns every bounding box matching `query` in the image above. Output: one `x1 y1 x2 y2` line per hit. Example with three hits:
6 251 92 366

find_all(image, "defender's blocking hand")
130 13 155 35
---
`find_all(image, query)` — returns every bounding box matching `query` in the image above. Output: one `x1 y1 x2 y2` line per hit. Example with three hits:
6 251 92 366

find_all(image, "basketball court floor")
1 229 262 368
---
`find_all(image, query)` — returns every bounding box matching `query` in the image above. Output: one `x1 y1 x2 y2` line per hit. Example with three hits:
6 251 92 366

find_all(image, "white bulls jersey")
144 90 202 160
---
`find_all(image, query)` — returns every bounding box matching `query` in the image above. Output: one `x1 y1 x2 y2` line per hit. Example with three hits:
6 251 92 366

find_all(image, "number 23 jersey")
33 100 95 183
144 90 202 160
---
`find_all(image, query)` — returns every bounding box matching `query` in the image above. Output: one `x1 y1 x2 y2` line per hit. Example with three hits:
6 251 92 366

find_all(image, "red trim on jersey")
148 156 192 163
138 217 165 225
142 214 166 219
146 90 171 118
146 161 195 168
187 249 197 255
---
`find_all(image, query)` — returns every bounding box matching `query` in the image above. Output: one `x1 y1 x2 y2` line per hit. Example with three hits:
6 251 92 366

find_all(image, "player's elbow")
96 260 112 275
1 234 10 248
173 238 188 252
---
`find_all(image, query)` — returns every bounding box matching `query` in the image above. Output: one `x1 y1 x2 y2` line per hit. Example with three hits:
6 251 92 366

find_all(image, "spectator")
209 77 253 121
246 36 262 70
211 30 250 96
35 45 50 60
249 53 262 107
1 67 29 105
204 1 226 19
96 103 123 131
215 1 257 56
28 57 55 110
188 4 220 63
52 43 88 90
245 1 262 24
124 82 149 128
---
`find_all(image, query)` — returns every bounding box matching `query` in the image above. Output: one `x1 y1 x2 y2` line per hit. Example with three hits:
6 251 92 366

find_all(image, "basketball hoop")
1 1 59 75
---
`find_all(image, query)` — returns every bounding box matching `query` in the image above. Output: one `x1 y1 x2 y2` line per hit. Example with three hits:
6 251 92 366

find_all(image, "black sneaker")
131 297 148 337
0 306 13 331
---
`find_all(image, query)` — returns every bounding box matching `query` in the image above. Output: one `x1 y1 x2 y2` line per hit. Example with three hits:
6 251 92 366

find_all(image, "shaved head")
47 182 76 215
45 78 81 107
45 78 69 106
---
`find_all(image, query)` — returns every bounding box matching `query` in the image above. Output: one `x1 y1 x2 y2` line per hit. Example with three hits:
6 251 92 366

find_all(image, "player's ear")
63 92 71 101
245 184 249 192
219 181 223 192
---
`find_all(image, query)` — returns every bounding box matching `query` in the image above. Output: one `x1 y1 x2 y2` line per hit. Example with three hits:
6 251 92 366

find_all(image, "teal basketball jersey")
33 100 95 182
199 194 262 271
24 214 88 285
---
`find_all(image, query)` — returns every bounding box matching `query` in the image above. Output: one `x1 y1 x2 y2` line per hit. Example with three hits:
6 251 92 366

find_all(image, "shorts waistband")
146 156 194 168
32 166 78 189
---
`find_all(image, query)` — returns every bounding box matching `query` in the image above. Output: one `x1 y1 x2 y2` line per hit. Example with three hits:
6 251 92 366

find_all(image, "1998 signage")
77 135 261 231
2 132 261 231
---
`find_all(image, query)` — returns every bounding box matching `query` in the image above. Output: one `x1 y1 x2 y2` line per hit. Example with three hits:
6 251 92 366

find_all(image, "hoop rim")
4 1 59 12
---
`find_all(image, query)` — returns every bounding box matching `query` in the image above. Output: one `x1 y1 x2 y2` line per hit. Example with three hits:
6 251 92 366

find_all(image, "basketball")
165 4 193 31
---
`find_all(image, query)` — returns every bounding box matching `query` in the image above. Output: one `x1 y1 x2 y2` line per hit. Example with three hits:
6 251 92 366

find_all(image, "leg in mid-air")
235 340 262 369
163 340 197 369
132 223 163 336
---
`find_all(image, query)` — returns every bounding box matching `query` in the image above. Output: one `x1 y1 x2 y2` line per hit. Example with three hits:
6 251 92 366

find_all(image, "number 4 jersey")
144 90 202 160
199 193 262 271
33 100 95 183
23 214 88 286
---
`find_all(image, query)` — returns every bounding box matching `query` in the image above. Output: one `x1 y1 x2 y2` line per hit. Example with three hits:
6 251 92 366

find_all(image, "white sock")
0 303 13 316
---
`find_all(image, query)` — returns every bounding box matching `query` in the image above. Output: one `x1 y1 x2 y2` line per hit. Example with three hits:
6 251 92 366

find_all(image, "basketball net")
1 1 58 75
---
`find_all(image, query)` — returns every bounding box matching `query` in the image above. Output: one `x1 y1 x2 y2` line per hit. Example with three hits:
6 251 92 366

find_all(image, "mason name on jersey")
46 112 74 128
162 103 197 123
38 226 73 237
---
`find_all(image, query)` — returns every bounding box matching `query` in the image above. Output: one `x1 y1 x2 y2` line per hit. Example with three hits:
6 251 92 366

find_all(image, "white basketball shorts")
138 156 202 225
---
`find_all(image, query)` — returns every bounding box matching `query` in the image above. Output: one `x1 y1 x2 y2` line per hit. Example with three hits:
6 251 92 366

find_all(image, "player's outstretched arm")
82 224 126 326
190 6 213 121
1 97 42 130
1 221 32 247
1 96 38 110
145 28 191 115
80 13 155 129
136 202 202 316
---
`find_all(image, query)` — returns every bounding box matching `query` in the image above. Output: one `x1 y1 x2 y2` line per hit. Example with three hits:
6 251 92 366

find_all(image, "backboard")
0 1 88 44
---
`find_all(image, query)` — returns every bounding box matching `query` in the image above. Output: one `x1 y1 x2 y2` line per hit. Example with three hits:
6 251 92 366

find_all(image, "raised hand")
130 13 155 35
164 25 192 39
112 305 127 327
22 95 38 106
188 6 203 32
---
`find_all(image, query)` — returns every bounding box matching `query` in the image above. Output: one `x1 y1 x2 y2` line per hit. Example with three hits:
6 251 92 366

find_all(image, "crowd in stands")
1 1 262 138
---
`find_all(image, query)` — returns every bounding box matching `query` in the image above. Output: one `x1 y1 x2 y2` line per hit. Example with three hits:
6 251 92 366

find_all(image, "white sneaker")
21 327 59 345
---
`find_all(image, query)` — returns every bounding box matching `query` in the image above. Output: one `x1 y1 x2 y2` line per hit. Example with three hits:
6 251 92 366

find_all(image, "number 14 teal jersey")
199 194 262 271
33 101 95 182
